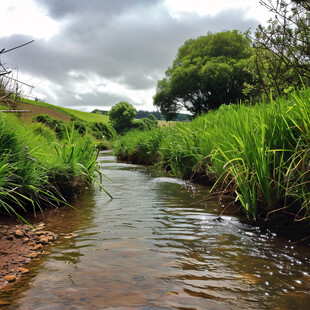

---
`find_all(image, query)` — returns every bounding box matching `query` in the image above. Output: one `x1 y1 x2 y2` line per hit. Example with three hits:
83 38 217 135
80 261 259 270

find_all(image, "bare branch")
1 40 34 54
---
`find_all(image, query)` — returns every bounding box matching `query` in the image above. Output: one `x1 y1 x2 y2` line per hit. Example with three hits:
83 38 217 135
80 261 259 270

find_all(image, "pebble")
14 230 24 237
36 223 45 229
39 237 49 244
18 267 29 274
26 253 38 258
33 244 43 251
4 275 16 282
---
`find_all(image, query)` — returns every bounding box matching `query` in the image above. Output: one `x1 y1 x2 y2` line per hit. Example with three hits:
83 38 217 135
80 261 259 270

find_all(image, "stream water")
1 151 310 309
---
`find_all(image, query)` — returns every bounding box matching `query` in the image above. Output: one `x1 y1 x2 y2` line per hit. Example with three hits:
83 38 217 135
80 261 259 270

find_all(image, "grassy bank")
20 98 109 124
114 88 310 222
0 113 110 222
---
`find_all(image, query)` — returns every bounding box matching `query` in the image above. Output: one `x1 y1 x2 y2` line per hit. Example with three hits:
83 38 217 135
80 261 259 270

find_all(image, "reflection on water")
1 151 310 309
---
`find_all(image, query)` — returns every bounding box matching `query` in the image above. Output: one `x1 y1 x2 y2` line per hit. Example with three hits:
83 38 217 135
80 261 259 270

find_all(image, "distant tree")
154 30 254 119
175 113 191 121
135 110 161 120
250 0 310 97
91 109 109 115
108 101 136 134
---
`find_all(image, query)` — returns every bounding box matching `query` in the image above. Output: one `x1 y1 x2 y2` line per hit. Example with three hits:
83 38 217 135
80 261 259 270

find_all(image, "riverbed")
1 151 310 309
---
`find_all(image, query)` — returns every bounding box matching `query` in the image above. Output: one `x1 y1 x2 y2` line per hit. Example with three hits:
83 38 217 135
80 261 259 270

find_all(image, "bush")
89 122 116 140
73 121 86 136
33 114 66 139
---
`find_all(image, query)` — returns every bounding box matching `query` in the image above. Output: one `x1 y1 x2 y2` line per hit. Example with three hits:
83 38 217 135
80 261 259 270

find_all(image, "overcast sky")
0 0 271 112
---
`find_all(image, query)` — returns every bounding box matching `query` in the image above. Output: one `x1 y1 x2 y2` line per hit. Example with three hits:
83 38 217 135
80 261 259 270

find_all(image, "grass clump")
0 113 111 220
113 127 163 165
114 88 310 222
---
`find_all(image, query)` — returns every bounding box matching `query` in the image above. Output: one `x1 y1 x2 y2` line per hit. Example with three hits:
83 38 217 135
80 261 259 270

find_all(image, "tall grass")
114 88 310 222
113 128 163 165
0 113 111 219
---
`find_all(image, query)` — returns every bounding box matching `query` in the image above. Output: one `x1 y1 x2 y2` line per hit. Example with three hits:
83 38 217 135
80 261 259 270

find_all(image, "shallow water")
1 151 310 309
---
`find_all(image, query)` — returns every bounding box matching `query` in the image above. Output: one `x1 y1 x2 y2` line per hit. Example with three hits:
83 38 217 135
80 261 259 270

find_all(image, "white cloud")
0 0 59 39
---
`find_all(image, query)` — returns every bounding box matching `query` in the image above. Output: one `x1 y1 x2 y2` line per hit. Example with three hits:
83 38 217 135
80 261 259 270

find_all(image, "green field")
21 98 109 123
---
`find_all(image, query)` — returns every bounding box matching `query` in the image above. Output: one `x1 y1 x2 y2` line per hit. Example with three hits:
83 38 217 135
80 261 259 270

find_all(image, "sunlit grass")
20 98 109 123
114 88 310 222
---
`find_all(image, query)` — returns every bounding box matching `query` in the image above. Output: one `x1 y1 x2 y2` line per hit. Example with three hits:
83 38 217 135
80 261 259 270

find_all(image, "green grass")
21 98 109 123
0 113 111 220
114 88 310 222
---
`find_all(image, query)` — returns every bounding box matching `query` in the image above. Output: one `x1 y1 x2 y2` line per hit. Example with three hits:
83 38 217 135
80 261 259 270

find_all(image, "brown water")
1 151 310 309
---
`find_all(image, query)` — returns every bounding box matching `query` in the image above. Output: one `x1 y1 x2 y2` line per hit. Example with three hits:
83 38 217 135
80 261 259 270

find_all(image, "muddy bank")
0 219 56 289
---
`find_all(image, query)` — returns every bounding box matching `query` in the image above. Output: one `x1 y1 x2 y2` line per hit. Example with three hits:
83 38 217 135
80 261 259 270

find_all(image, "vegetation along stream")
1 151 310 309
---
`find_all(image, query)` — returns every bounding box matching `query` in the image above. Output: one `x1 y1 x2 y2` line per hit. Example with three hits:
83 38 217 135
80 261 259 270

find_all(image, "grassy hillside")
20 98 109 124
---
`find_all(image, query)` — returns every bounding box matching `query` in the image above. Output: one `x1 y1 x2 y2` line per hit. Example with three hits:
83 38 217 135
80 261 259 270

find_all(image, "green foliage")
135 110 161 120
0 113 111 219
250 0 310 98
154 30 254 119
113 128 163 165
95 140 112 151
131 114 158 131
33 114 66 139
89 122 116 140
115 87 310 222
108 101 136 134
91 109 109 115
73 121 86 136
21 97 109 123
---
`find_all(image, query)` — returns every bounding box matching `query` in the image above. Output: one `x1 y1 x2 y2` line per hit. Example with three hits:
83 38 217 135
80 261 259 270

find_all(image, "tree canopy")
249 0 310 97
153 30 254 119
108 101 136 134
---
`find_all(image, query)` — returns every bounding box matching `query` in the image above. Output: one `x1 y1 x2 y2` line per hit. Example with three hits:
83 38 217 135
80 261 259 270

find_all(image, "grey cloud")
58 90 133 111
0 2 260 110
123 73 156 90
33 0 162 20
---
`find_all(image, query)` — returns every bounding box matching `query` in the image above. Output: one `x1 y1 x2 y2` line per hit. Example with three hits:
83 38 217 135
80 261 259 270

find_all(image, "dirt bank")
0 219 56 289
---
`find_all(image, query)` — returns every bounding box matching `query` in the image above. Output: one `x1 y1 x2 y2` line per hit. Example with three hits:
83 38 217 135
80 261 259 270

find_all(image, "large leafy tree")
108 101 136 134
154 30 254 119
251 0 310 97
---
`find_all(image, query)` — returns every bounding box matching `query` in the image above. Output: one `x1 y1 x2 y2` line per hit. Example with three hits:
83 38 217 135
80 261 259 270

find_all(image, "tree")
251 0 310 97
108 101 136 134
135 110 161 120
154 30 254 119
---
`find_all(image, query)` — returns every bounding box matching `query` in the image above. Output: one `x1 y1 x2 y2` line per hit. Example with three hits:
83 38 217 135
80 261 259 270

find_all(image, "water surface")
1 151 310 309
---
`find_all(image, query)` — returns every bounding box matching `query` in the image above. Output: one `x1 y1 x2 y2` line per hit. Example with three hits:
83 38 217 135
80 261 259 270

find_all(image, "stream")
1 151 310 309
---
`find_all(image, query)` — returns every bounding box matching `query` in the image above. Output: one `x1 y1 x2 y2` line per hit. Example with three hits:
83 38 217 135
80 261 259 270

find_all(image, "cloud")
0 0 260 111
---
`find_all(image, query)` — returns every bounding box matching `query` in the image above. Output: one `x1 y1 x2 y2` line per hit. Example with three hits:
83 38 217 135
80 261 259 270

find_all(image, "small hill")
19 98 109 124
19 102 72 122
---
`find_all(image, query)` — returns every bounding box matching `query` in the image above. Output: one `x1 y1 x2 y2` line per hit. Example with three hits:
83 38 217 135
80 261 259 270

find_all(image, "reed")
0 113 111 219
114 88 310 222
